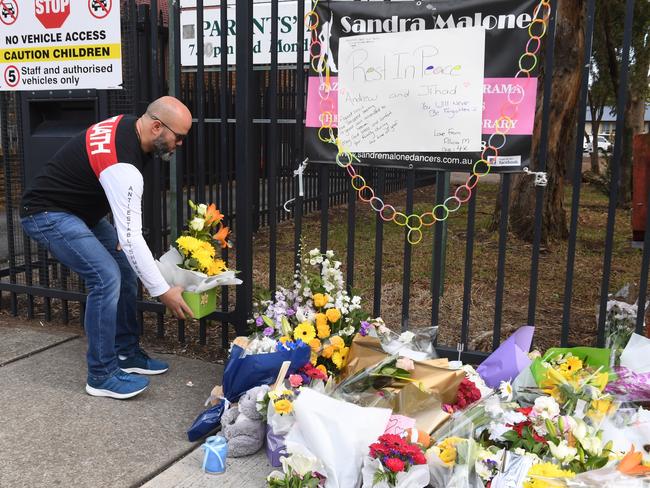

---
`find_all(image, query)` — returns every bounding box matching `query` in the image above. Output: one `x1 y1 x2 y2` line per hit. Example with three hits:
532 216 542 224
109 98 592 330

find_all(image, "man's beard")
153 135 174 161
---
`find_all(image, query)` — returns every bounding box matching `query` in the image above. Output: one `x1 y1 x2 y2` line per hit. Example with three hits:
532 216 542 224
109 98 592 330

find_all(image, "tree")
599 1 650 207
503 0 585 242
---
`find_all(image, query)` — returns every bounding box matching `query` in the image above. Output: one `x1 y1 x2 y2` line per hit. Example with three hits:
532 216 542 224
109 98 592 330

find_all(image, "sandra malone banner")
304 0 540 172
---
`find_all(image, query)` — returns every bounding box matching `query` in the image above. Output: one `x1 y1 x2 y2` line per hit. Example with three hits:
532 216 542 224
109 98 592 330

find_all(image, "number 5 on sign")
4 65 20 88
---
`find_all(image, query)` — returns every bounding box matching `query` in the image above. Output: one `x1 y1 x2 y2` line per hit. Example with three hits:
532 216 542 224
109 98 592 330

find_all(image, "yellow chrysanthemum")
278 336 291 344
523 462 575 488
332 351 343 369
293 322 316 344
310 352 318 365
193 247 214 271
309 338 322 352
325 308 342 323
196 240 216 258
206 259 227 276
329 335 344 350
176 235 201 255
321 345 334 358
313 293 328 308
316 320 331 340
273 399 293 415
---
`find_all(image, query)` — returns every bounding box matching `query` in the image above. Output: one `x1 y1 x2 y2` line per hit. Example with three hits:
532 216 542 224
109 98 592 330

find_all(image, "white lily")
547 439 578 463
281 452 318 477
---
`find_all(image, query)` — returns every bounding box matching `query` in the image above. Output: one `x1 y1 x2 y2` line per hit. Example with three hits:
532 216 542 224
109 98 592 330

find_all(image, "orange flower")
316 364 328 376
213 226 231 248
618 446 650 475
204 204 224 226
321 345 335 358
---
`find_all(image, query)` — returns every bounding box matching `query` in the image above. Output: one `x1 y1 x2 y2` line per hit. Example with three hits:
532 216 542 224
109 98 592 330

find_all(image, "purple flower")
286 308 295 316
255 316 264 327
263 326 274 336
360 321 371 336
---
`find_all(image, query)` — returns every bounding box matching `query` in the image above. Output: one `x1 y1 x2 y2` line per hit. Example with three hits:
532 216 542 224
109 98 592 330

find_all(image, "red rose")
384 457 405 473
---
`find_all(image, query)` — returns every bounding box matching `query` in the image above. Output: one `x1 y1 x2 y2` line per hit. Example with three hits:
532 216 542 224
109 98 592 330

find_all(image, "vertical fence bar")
1 93 17 315
561 0 596 346
171 0 186 343
150 0 163 337
527 1 558 326
219 0 231 348
431 171 447 337
234 0 255 334
373 168 386 317
320 165 329 252
596 0 635 346
492 174 511 349
460 186 478 346
346 183 356 291
400 170 415 331
292 0 306 268
195 0 207 344
39 247 51 321
268 0 279 293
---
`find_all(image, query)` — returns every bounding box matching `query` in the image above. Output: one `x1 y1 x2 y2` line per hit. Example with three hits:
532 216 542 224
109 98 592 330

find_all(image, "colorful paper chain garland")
304 0 551 244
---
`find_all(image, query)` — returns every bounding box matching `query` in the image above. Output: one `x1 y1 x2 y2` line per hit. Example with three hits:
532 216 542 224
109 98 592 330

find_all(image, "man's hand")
159 286 194 319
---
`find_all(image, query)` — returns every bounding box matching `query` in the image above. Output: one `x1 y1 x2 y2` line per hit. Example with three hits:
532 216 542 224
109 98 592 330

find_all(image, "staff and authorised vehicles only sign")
0 0 122 91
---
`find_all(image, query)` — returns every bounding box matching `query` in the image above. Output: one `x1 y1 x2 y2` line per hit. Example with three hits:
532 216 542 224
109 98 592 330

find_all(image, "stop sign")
34 0 70 29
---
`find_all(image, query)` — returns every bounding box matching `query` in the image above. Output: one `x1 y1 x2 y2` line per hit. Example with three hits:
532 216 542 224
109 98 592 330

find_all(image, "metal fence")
0 0 648 363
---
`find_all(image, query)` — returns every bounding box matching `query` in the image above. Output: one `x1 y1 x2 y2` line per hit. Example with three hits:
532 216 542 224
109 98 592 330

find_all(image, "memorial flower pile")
249 248 383 376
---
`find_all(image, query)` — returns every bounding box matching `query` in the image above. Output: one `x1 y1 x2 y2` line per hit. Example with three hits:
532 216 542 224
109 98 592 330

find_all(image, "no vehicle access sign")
0 0 122 90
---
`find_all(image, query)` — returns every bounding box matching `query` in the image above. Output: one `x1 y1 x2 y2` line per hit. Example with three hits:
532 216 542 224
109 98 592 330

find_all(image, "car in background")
583 135 612 153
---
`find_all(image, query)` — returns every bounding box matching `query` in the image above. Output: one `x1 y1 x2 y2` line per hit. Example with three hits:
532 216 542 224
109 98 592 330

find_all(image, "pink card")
384 414 416 436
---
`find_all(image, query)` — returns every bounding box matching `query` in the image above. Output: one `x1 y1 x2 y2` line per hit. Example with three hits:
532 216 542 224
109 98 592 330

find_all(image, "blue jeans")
21 212 140 381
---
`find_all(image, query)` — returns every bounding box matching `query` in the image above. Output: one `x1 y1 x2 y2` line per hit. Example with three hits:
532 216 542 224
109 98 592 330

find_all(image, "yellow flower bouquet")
155 200 242 318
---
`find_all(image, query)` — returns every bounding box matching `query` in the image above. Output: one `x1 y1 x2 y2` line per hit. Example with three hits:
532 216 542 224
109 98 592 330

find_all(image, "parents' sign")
338 28 485 153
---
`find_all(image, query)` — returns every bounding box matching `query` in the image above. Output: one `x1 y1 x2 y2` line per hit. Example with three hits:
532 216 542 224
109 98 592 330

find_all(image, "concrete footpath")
0 320 273 488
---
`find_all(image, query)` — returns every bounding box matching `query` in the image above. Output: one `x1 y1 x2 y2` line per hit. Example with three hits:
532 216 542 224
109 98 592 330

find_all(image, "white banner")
338 27 486 153
180 1 309 66
0 0 122 91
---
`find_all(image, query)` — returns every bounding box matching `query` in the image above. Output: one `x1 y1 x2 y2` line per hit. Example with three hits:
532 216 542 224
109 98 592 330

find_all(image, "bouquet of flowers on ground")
251 247 383 377
426 436 485 488
156 200 241 318
361 433 430 487
529 348 612 418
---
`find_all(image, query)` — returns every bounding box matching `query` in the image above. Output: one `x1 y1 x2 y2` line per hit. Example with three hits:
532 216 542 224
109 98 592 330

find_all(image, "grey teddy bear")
222 385 269 457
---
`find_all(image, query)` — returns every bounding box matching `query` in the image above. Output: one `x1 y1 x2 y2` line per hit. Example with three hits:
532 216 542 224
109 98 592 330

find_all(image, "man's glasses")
148 113 186 142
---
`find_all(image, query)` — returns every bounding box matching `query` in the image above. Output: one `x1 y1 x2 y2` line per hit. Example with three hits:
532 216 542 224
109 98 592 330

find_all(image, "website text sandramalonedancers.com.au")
354 153 473 166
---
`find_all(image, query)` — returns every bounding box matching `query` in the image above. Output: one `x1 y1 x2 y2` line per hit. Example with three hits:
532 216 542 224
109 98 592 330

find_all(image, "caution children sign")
0 0 122 91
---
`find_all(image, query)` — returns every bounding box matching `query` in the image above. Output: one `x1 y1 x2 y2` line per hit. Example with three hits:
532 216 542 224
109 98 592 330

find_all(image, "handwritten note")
338 28 486 152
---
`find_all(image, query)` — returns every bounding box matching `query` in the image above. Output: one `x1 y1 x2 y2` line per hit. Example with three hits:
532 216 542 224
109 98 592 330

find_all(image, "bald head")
136 96 192 159
146 96 192 128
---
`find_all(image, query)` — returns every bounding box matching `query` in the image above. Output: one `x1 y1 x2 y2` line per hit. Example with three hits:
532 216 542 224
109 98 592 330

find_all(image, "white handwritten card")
338 27 486 153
